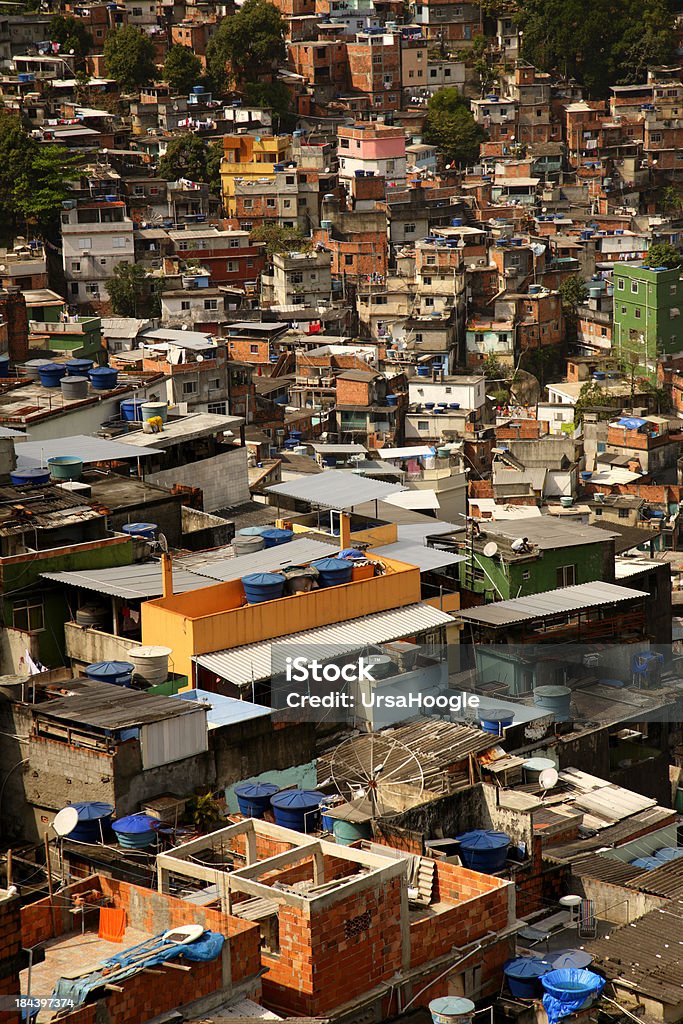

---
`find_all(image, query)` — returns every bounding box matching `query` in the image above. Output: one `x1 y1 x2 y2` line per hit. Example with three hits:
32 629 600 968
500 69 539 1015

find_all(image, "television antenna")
330 734 425 818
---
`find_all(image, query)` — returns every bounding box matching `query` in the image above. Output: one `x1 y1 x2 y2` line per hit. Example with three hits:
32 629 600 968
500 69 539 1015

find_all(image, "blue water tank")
339 548 365 559
65 358 93 376
235 782 280 818
0 354 10 377
425 401 436 409
242 572 285 603
10 468 50 486
238 527 269 537
504 958 553 999
581 471 592 481
592 371 607 380
66 801 114 842
121 522 157 540
112 814 157 849
270 789 321 832
429 998 475 1024
312 557 354 588
479 709 514 735
552 950 593 970
456 830 510 873
451 217 463 227
38 363 67 388
85 660 135 687
120 399 145 422
449 402 461 409
261 528 293 548
88 367 118 390
417 366 430 377
386 394 398 407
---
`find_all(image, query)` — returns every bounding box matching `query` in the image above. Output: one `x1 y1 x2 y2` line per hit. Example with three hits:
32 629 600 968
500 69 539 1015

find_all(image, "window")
150 186 159 196
405 223 416 234
86 283 99 295
344 254 354 265
112 237 126 248
417 419 429 430
340 138 349 148
621 305 627 315
556 564 577 587
635 307 641 319
250 344 259 354
291 271 304 284
423 276 432 285
12 598 44 632
181 300 190 311
204 299 218 311
386 159 395 172
78 237 92 249
618 278 625 290
631 281 639 294
409 70 414 79
134 185 145 196
243 199 253 209
208 401 227 415
182 380 198 395
522 571 530 581
650 132 662 143
210 378 220 390
618 508 630 519
72 261 80 272
672 284 679 296
266 198 276 208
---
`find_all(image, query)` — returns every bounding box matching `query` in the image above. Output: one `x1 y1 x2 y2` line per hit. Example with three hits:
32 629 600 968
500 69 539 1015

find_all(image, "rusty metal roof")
627 857 683 899
587 905 683 1005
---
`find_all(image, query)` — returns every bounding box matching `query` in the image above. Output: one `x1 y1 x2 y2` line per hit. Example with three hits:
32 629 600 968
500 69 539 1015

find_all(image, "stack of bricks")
0 892 22 1024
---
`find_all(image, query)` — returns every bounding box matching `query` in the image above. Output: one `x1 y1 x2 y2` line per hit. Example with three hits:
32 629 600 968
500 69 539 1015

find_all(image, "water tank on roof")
60 376 89 400
85 660 135 687
451 217 463 227
261 528 293 548
540 969 605 1011
0 354 10 377
653 847 683 863
386 394 398 406
532 686 572 721
65 358 93 376
242 572 285 603
38 363 67 388
112 814 157 849
479 709 514 736
429 998 475 1024
65 802 114 842
270 789 321 832
10 468 50 486
235 782 280 818
312 557 353 588
456 830 510 873
127 646 172 687
89 367 118 390
233 534 265 554
630 856 662 869
504 958 553 999
48 456 83 481
238 527 269 537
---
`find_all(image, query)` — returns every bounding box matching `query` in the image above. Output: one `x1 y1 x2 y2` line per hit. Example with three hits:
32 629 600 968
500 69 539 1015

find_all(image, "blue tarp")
542 969 605 1024
53 930 225 1006
617 417 647 430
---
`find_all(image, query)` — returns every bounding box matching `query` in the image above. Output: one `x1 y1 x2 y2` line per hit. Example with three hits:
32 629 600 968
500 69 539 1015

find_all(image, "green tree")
49 14 92 58
244 80 293 130
573 381 614 425
559 275 588 343
0 110 78 235
251 223 311 256
517 0 675 98
206 141 223 197
106 262 148 316
645 241 682 268
103 26 156 91
163 44 203 95
158 134 208 182
423 88 486 167
661 185 683 215
206 0 286 93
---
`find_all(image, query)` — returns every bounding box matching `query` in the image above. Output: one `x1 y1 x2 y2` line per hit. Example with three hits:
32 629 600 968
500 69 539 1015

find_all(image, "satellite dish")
158 532 169 554
330 733 425 818
53 806 79 837
196 353 204 362
483 541 498 557
539 767 559 792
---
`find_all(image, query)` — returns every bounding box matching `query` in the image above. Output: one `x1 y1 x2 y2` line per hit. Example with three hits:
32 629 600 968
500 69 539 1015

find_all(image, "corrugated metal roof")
311 443 368 455
457 582 647 627
41 562 211 599
572 854 646 885
0 426 28 438
35 677 205 730
627 856 683 898
397 522 463 543
194 603 454 686
265 469 406 510
377 446 434 459
142 328 216 350
385 490 440 511
180 538 340 580
587 905 683 1004
369 541 466 572
16 435 161 467
483 517 618 550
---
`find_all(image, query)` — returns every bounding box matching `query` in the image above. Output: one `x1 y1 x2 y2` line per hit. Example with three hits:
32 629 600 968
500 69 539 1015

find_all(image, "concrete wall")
147 446 250 511
64 621 141 667
181 506 235 550
575 875 664 924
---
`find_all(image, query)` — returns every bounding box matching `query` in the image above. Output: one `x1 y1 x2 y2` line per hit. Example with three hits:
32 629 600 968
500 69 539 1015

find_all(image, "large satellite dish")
53 806 79 837
330 734 425 818
539 767 559 793
483 541 498 557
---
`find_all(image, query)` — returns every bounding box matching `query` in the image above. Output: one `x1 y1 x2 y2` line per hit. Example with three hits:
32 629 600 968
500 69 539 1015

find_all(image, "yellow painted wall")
141 559 421 680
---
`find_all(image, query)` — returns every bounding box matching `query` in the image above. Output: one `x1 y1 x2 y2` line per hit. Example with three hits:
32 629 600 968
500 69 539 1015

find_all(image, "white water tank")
127 646 172 687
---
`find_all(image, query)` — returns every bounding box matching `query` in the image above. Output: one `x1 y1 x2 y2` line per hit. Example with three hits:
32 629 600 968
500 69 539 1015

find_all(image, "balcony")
28 316 101 334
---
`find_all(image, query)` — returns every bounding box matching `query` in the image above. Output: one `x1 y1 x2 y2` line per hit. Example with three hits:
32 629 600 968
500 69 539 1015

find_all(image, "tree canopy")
163 44 203 95
250 223 311 257
106 263 148 317
158 135 208 182
103 26 156 91
518 0 676 97
206 0 286 93
49 14 92 58
206 141 223 197
0 110 78 234
645 241 683 268
422 88 486 167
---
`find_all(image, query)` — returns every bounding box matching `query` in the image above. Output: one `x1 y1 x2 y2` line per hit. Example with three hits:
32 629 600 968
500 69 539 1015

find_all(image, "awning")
193 603 454 686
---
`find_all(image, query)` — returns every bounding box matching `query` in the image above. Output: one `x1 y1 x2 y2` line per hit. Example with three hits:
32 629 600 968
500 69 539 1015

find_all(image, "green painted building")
26 289 104 363
612 263 683 382
457 517 615 603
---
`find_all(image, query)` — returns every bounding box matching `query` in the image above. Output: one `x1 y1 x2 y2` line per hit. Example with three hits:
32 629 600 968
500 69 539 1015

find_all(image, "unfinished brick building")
158 819 517 1019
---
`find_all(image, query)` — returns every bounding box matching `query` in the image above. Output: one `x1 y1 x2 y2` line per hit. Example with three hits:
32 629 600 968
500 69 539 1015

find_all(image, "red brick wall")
227 339 270 364
336 378 372 406
0 894 22 1024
